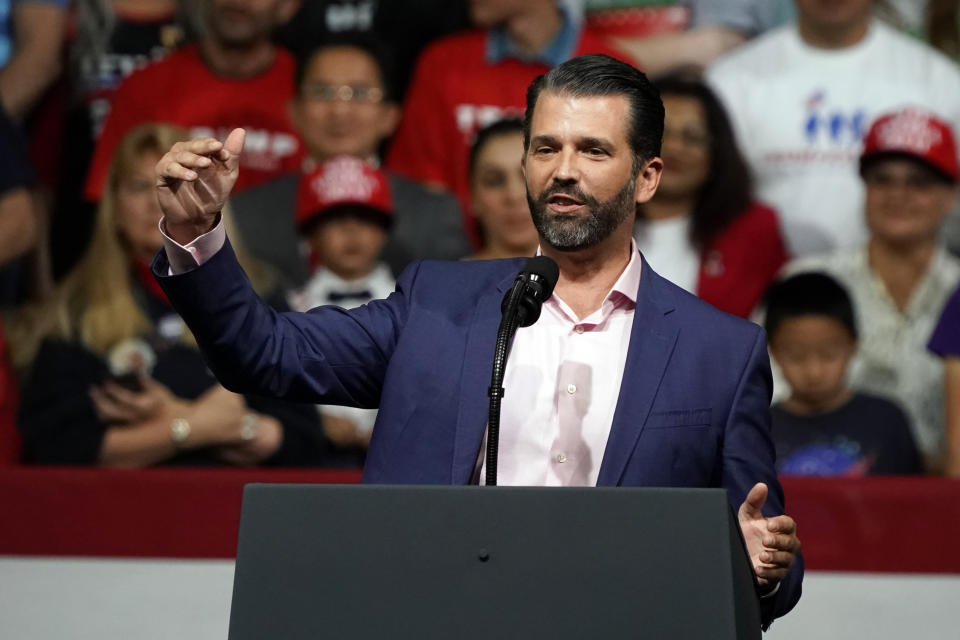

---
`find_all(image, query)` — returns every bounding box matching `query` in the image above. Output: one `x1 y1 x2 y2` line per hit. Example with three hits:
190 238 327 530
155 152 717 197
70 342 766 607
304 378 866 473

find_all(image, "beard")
527 176 637 251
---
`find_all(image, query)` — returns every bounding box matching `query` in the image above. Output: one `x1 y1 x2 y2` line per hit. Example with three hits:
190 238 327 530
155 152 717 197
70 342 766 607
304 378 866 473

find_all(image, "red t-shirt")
84 44 302 202
385 29 629 242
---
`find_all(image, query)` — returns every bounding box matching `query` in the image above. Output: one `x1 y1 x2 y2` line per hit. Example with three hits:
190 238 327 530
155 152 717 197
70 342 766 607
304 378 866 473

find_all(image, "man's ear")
634 157 663 205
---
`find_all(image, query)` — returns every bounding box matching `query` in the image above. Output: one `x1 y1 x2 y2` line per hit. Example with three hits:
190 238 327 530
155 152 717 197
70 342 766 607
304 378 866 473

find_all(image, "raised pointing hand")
155 127 246 245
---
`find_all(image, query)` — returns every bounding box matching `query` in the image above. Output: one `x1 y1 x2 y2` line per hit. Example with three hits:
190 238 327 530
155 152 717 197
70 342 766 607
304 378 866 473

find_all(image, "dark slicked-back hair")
523 54 664 173
764 272 858 343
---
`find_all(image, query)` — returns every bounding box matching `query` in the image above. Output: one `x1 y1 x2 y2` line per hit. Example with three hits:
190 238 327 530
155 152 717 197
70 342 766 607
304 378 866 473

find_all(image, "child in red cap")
289 156 397 451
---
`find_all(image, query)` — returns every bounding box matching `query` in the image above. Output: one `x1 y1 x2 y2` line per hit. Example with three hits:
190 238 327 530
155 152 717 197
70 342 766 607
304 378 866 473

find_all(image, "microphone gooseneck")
485 256 559 486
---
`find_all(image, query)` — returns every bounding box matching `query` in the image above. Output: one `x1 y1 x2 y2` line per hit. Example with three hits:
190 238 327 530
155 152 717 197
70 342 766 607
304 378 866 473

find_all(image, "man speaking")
153 54 802 627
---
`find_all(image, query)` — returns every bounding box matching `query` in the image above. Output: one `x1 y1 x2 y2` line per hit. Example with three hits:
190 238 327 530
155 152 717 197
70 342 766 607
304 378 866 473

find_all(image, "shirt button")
574 325 584 334
557 453 567 463
566 384 577 394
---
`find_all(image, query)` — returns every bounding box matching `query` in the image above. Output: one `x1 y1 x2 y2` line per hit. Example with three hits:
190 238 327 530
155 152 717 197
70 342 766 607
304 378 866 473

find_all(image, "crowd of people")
0 0 958 476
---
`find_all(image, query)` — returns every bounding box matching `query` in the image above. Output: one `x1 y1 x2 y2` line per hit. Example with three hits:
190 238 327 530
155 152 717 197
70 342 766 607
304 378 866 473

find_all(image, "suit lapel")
450 268 519 484
596 260 678 486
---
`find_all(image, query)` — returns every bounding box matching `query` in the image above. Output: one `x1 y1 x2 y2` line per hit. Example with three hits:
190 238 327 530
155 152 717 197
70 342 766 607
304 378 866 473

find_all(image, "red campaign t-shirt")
84 44 302 202
385 28 630 237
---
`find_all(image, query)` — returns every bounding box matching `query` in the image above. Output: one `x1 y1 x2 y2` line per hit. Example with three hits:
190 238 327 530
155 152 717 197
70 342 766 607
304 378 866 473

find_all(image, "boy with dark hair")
765 272 921 475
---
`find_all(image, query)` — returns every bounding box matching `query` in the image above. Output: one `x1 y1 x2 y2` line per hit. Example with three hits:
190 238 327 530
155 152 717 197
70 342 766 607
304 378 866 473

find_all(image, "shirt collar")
610 238 643 305
486 3 579 67
539 239 643 324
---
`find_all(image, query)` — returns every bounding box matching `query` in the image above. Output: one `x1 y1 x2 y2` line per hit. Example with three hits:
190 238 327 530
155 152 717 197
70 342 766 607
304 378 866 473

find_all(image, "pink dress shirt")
480 246 641 486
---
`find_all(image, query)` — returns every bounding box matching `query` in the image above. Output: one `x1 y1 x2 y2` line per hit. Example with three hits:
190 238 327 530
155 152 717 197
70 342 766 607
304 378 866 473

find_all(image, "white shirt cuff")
159 215 226 275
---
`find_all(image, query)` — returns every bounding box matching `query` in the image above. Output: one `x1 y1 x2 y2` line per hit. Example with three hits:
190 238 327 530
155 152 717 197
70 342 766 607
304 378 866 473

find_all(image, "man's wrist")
163 215 220 246
159 213 227 274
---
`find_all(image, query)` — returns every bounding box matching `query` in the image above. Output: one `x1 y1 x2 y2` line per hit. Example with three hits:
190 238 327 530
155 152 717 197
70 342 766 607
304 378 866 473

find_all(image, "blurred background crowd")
0 0 959 478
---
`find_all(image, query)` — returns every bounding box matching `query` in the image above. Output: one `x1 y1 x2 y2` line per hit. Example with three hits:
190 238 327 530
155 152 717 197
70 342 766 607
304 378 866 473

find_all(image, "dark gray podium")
228 485 761 639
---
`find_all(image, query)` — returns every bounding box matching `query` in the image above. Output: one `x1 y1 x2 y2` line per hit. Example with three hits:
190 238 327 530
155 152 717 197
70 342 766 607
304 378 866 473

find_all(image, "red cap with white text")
296 156 394 230
860 108 959 183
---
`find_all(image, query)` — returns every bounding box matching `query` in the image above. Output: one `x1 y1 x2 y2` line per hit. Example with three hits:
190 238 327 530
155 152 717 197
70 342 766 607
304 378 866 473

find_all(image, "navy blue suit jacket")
153 239 802 626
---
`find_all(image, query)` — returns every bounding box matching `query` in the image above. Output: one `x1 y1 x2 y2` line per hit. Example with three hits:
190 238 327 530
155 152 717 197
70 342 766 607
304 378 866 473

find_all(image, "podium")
228 485 761 639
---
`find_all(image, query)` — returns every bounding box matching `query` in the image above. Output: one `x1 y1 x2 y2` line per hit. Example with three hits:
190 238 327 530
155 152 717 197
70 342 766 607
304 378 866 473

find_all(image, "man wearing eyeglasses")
84 0 304 203
228 35 471 289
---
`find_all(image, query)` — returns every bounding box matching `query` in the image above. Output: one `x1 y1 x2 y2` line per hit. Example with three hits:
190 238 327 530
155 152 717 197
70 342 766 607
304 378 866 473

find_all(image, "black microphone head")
515 256 559 328
523 256 559 302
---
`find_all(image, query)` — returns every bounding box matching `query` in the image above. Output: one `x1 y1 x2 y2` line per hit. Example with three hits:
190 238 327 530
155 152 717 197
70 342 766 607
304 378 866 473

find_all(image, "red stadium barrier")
0 467 361 558
780 476 960 573
1 468 958 572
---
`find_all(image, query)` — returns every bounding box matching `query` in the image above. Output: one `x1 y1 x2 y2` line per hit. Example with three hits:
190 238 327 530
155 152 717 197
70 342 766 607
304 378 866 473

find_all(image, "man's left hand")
738 482 801 594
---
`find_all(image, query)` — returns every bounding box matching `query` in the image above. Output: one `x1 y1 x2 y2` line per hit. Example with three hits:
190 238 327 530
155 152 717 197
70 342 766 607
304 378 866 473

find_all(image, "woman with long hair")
636 73 789 318
468 118 539 260
10 123 327 467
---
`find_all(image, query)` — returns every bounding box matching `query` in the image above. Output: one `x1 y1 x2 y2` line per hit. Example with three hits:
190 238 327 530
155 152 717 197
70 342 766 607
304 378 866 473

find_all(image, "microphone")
501 255 560 328
485 256 559 486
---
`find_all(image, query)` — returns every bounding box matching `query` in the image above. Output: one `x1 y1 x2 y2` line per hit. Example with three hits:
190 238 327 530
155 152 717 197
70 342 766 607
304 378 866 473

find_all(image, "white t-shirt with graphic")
706 20 960 256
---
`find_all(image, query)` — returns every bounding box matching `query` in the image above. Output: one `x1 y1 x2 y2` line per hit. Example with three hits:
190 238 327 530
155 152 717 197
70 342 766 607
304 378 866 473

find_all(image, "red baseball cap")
296 156 394 230
860 108 959 183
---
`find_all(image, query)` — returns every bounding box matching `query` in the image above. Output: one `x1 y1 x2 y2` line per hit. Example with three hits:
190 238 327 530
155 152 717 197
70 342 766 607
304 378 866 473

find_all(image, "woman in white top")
636 72 788 318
